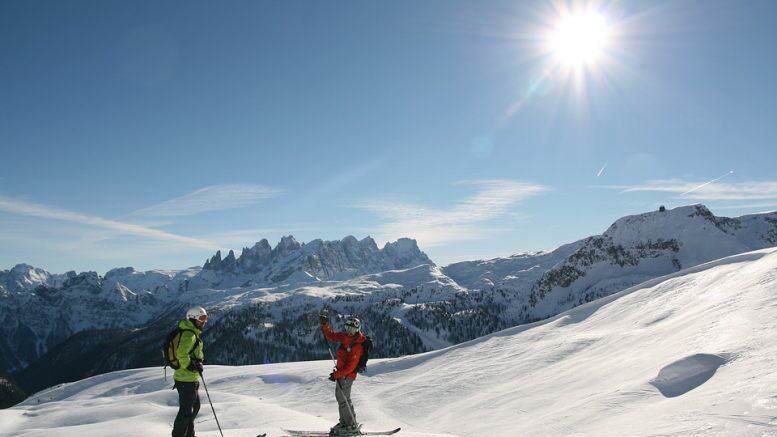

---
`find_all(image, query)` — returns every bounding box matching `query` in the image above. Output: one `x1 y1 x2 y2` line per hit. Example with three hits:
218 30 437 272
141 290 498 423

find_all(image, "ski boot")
329 422 362 436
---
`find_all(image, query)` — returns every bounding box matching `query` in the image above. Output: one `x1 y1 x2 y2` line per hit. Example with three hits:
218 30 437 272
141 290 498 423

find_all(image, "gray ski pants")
335 376 356 426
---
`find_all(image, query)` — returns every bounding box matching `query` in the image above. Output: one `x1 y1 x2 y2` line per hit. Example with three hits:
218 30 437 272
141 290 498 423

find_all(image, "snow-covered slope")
442 241 583 289
3 247 776 436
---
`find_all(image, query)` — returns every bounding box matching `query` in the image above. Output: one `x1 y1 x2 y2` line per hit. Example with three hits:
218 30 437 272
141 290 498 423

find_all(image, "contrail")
680 170 734 196
596 163 607 177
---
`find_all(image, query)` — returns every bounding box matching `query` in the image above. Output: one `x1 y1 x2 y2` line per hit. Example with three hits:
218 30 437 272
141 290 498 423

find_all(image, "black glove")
328 372 337 382
188 359 204 373
319 314 329 325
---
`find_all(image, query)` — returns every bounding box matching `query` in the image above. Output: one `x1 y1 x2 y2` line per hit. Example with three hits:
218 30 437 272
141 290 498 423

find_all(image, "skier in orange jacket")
320 314 366 435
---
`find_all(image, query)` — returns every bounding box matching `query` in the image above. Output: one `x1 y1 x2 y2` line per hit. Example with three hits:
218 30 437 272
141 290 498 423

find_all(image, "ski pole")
321 312 358 426
199 372 225 437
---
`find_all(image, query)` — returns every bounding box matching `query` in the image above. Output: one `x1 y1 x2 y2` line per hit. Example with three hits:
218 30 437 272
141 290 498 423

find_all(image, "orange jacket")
322 323 366 380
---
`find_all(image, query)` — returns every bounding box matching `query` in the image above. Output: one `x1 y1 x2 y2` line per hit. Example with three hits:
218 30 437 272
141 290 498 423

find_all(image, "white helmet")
344 316 361 334
186 306 208 324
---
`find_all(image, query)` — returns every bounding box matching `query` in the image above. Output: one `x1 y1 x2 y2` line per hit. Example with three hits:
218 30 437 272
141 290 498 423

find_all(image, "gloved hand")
188 359 204 374
319 314 329 325
329 371 338 382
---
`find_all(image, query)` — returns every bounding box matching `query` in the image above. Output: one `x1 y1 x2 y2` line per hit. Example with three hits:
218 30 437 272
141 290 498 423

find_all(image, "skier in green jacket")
172 307 207 437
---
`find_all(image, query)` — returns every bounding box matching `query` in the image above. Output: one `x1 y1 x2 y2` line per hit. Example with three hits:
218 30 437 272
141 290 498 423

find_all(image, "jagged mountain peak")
10 263 36 273
244 239 272 253
383 237 422 253
196 234 434 287
342 235 359 245
275 235 301 253
0 263 57 293
62 271 101 291
105 267 137 278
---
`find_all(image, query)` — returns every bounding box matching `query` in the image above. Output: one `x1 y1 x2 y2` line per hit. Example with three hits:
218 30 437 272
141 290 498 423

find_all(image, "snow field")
3 248 777 436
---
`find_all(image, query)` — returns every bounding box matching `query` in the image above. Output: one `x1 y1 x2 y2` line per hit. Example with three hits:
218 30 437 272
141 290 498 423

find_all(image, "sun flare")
550 12 609 68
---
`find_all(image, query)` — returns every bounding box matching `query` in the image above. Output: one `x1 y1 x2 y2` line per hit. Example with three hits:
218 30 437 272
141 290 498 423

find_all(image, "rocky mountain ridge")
0 235 433 374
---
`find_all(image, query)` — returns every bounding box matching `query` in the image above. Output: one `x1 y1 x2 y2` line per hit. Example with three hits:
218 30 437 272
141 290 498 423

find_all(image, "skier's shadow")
259 374 307 384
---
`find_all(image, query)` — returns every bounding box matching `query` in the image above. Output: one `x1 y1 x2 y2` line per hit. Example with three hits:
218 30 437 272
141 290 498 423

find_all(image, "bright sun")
550 12 609 67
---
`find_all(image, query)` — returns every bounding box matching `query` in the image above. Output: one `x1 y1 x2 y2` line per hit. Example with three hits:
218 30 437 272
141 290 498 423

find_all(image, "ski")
283 427 401 436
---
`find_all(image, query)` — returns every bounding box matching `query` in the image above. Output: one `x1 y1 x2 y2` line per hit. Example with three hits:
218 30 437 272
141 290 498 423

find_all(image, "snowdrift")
3 248 777 437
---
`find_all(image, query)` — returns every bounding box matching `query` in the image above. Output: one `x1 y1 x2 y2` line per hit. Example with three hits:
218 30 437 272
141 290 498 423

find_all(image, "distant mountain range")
1 204 776 403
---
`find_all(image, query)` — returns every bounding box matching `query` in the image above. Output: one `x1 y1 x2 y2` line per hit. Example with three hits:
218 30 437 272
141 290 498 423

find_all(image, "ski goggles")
344 323 360 334
195 314 208 324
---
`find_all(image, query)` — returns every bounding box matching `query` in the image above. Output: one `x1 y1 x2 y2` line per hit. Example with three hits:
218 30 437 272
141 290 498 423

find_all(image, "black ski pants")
172 381 201 437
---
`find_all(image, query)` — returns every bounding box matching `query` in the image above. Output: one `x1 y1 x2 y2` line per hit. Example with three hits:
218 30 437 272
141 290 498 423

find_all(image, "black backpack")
163 328 200 370
355 336 373 374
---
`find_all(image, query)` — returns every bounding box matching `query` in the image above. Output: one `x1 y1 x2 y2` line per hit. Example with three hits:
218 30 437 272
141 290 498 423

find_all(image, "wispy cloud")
0 195 217 249
355 180 547 247
603 179 777 201
132 184 283 217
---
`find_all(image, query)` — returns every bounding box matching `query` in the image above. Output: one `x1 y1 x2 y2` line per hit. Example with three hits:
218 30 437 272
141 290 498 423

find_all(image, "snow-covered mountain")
4 247 776 436
445 205 777 320
2 205 777 402
189 235 433 290
0 263 69 294
0 236 434 376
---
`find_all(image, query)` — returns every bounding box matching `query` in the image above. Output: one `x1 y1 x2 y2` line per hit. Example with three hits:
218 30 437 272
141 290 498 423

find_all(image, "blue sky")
1 0 776 273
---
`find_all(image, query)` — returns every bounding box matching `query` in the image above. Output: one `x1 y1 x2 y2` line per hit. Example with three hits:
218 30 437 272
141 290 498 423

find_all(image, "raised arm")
321 322 349 343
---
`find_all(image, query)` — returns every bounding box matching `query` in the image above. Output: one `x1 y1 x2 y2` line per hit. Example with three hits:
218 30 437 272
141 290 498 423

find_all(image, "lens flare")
550 12 609 67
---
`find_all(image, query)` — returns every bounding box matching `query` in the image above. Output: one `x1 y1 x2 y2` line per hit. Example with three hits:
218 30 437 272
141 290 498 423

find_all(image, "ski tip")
363 429 402 436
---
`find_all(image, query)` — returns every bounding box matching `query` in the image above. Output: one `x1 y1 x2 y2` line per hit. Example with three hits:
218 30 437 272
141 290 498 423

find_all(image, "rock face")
0 372 25 409
189 235 434 289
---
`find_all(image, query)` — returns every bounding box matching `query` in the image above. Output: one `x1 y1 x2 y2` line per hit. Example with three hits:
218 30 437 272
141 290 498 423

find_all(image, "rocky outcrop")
197 235 434 287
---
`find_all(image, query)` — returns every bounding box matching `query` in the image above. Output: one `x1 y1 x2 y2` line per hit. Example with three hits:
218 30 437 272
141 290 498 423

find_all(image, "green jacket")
173 319 204 382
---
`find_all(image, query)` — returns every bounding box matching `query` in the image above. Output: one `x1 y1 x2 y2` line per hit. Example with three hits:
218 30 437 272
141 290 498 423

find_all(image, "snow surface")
3 247 777 436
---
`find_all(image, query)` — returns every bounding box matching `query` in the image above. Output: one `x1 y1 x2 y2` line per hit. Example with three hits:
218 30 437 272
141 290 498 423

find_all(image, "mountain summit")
193 235 433 289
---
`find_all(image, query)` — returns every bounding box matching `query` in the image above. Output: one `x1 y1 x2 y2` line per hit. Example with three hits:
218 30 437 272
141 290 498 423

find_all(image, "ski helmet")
186 306 208 324
344 316 361 334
